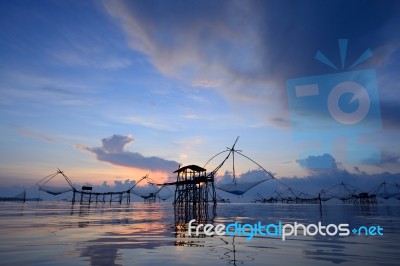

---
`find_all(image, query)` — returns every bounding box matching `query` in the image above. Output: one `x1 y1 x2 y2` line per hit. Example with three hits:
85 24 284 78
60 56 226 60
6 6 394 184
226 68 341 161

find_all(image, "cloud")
110 115 175 131
270 117 291 128
373 152 400 168
77 134 179 173
217 154 400 201
216 169 270 185
380 101 400 129
102 0 400 128
101 134 132 153
53 50 132 70
297 154 337 169
13 125 54 143
1 71 99 106
102 0 270 100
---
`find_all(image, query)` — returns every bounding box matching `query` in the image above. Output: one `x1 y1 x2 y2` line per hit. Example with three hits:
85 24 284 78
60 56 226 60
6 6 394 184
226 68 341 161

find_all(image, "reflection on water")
174 201 216 247
0 202 400 265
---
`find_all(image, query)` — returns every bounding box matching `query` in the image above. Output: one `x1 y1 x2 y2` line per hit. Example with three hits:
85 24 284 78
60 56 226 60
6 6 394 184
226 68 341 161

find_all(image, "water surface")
0 202 399 265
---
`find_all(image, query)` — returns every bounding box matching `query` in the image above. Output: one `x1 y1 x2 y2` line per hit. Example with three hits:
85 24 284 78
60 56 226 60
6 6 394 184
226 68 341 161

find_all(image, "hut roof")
173 165 206 173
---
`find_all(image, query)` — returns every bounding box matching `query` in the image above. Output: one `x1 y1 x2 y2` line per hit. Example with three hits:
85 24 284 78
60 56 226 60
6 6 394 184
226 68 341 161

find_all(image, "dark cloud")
221 164 400 201
78 135 179 173
292 154 397 190
216 169 269 185
273 170 400 197
297 154 337 169
216 153 400 201
270 117 291 128
101 134 131 153
353 166 362 173
380 101 400 129
103 0 400 126
373 152 400 168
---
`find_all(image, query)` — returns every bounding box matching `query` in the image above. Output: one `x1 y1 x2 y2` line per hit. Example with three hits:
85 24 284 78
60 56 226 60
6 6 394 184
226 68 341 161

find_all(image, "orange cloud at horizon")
64 165 173 187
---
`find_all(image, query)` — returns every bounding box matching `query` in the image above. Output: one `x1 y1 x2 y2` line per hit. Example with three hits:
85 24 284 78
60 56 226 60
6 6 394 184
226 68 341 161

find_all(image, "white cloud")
109 115 176 132
53 50 132 70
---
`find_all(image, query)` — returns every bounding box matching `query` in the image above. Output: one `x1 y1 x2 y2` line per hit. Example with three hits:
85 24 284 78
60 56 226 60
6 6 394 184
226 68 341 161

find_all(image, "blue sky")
0 0 399 192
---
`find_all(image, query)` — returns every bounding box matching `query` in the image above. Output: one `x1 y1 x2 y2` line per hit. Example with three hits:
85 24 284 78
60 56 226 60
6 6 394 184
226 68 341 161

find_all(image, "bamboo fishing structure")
36 169 148 204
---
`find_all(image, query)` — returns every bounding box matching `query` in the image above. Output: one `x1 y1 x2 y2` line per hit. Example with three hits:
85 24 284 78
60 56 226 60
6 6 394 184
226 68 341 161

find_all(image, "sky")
0 0 399 198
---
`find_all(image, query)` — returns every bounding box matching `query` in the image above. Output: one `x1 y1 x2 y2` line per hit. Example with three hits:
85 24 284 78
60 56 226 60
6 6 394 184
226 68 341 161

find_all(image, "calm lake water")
0 201 399 265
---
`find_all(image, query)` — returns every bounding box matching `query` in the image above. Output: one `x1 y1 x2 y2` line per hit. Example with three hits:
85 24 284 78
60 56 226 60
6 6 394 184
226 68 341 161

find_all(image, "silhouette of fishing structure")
173 199 215 247
216 193 231 203
172 166 216 246
35 139 399 207
204 137 275 196
169 164 216 223
319 182 372 204
369 181 400 200
36 169 148 204
0 190 26 202
157 185 173 201
0 190 42 202
160 137 273 224
254 181 400 205
254 187 320 204
169 136 274 255
131 176 172 203
253 184 347 204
